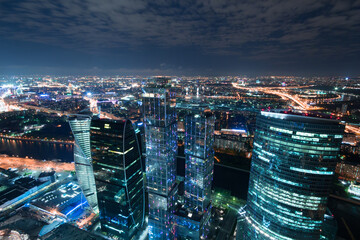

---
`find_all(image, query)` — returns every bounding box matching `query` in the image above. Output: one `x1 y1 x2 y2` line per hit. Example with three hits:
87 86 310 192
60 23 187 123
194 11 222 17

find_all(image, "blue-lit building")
244 112 344 240
68 114 98 213
184 110 214 212
173 109 214 239
174 206 211 239
91 118 145 239
142 78 178 239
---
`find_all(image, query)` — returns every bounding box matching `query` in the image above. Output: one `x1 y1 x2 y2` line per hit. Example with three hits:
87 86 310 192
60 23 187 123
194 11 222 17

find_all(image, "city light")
0 7 358 237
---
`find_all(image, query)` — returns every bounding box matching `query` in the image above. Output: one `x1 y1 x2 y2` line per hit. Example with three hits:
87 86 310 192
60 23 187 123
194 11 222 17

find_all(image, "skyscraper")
184 110 214 212
244 111 344 240
173 109 214 239
90 118 145 239
142 78 178 239
68 114 98 213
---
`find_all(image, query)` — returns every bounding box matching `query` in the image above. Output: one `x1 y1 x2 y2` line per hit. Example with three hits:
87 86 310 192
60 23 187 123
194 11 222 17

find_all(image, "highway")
232 83 321 110
345 124 360 135
17 102 120 120
232 83 360 135
0 156 75 171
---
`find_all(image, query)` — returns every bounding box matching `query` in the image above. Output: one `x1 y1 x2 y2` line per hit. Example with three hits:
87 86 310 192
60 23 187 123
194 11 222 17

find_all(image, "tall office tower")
184 111 214 212
142 78 178 239
90 119 145 239
68 114 98 213
244 111 344 240
174 110 214 239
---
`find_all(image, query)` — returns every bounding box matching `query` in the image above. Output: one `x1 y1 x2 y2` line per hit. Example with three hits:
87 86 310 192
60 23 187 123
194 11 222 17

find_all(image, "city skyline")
0 0 360 238
0 75 359 239
0 1 360 76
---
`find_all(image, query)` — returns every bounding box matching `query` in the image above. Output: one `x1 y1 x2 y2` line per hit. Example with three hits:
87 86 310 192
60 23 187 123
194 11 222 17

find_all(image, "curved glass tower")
68 114 98 213
244 112 344 240
90 119 145 239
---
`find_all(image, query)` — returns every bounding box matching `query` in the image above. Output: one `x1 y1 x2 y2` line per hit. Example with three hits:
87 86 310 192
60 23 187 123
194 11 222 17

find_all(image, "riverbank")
0 136 73 145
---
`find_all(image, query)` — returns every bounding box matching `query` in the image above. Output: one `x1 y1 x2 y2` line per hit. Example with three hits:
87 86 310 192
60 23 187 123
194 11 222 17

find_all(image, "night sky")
0 0 359 76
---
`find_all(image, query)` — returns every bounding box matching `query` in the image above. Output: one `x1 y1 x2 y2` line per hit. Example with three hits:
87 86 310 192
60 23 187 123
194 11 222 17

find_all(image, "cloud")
0 64 198 76
0 0 359 65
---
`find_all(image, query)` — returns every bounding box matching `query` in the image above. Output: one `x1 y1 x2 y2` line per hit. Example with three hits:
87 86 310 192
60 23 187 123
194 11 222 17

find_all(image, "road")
328 197 360 240
232 83 360 135
0 93 25 112
0 135 73 145
232 83 321 110
17 102 120 120
0 156 75 171
215 208 238 240
345 124 360 135
18 103 71 116
329 194 360 206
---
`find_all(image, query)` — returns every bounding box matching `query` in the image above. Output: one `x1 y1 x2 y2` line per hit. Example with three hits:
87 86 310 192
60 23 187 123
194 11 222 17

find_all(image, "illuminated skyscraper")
244 111 344 240
184 110 214 212
173 109 214 239
91 119 145 239
68 114 98 213
142 78 178 239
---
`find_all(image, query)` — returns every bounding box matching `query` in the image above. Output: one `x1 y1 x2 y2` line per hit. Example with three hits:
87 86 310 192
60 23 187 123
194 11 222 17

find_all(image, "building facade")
68 114 98 213
184 111 214 212
171 109 214 239
173 206 211 239
142 78 178 239
244 112 344 240
91 119 145 239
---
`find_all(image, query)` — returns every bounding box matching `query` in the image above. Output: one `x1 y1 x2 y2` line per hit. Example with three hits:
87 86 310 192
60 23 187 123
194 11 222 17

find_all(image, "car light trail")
0 156 75 171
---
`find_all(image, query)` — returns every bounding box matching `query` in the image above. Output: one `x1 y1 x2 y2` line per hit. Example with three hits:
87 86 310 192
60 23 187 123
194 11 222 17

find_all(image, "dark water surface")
0 138 73 162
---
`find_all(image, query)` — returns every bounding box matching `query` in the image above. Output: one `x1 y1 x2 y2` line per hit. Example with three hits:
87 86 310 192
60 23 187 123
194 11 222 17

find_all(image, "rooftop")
260 110 342 125
174 205 205 222
40 223 103 240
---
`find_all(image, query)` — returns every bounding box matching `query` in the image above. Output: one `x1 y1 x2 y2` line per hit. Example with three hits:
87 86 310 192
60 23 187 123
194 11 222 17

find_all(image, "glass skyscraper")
173 109 214 239
184 110 214 212
90 118 145 239
244 111 344 240
68 114 98 213
142 78 178 239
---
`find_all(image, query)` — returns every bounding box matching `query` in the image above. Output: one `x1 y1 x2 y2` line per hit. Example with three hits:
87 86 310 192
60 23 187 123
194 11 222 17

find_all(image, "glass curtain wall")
244 112 344 240
91 119 145 239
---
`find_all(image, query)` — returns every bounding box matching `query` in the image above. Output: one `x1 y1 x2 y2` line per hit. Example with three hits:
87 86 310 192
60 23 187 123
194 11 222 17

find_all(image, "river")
0 138 73 162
